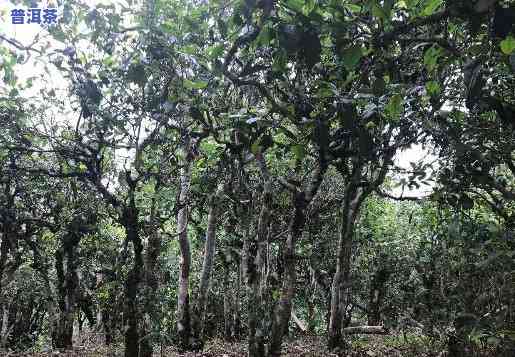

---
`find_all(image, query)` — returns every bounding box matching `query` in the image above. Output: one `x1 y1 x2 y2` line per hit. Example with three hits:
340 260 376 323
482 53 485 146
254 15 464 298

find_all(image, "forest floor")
0 333 500 357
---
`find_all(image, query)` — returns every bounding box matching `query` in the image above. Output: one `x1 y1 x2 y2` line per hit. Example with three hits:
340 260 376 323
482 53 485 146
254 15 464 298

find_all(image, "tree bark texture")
141 182 163 357
233 261 242 339
53 217 85 350
0 303 9 348
247 153 272 357
176 160 194 351
268 191 307 356
122 193 147 357
193 183 224 341
367 264 390 326
267 153 327 356
0 206 14 349
328 185 365 350
328 151 393 351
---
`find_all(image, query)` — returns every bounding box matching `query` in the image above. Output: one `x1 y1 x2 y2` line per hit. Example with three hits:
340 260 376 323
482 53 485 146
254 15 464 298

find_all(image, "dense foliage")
1 0 514 356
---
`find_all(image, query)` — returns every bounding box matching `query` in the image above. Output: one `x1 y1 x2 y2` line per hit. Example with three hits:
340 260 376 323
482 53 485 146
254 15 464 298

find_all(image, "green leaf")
345 4 362 12
51 28 66 42
500 36 515 55
9 88 19 98
272 50 287 72
181 44 198 55
365 121 376 130
256 26 273 47
250 140 261 155
207 44 224 59
286 0 304 12
316 82 334 98
383 0 395 18
23 76 37 91
102 56 115 67
423 45 442 72
291 144 306 162
425 81 441 97
385 94 404 121
420 0 443 17
370 1 387 20
342 46 363 71
302 0 316 16
278 127 297 140
184 79 208 89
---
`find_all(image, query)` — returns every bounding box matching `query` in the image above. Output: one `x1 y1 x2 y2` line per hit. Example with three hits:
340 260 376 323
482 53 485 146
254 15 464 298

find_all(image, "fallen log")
342 325 388 335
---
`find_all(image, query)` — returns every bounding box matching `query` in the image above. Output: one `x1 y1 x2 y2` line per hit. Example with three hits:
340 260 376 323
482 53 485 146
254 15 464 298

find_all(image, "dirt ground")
0 334 502 357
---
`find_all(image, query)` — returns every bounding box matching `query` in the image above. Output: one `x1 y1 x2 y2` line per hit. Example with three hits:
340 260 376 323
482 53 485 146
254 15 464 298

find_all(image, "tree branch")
377 10 451 45
0 34 43 55
375 188 426 202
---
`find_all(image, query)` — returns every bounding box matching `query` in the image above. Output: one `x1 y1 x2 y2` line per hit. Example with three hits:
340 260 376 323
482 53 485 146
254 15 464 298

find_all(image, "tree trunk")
0 303 9 348
0 231 10 348
266 152 326 356
124 257 142 357
176 161 194 351
248 153 272 357
0 230 9 295
367 264 390 326
223 264 233 341
39 263 60 351
307 212 320 334
233 260 242 339
122 200 146 357
141 183 163 357
328 185 365 351
95 272 103 330
247 242 266 356
53 247 73 350
268 191 307 356
307 267 317 334
193 183 224 343
53 218 83 351
102 309 113 345
0 218 15 349
97 271 117 346
242 203 264 357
